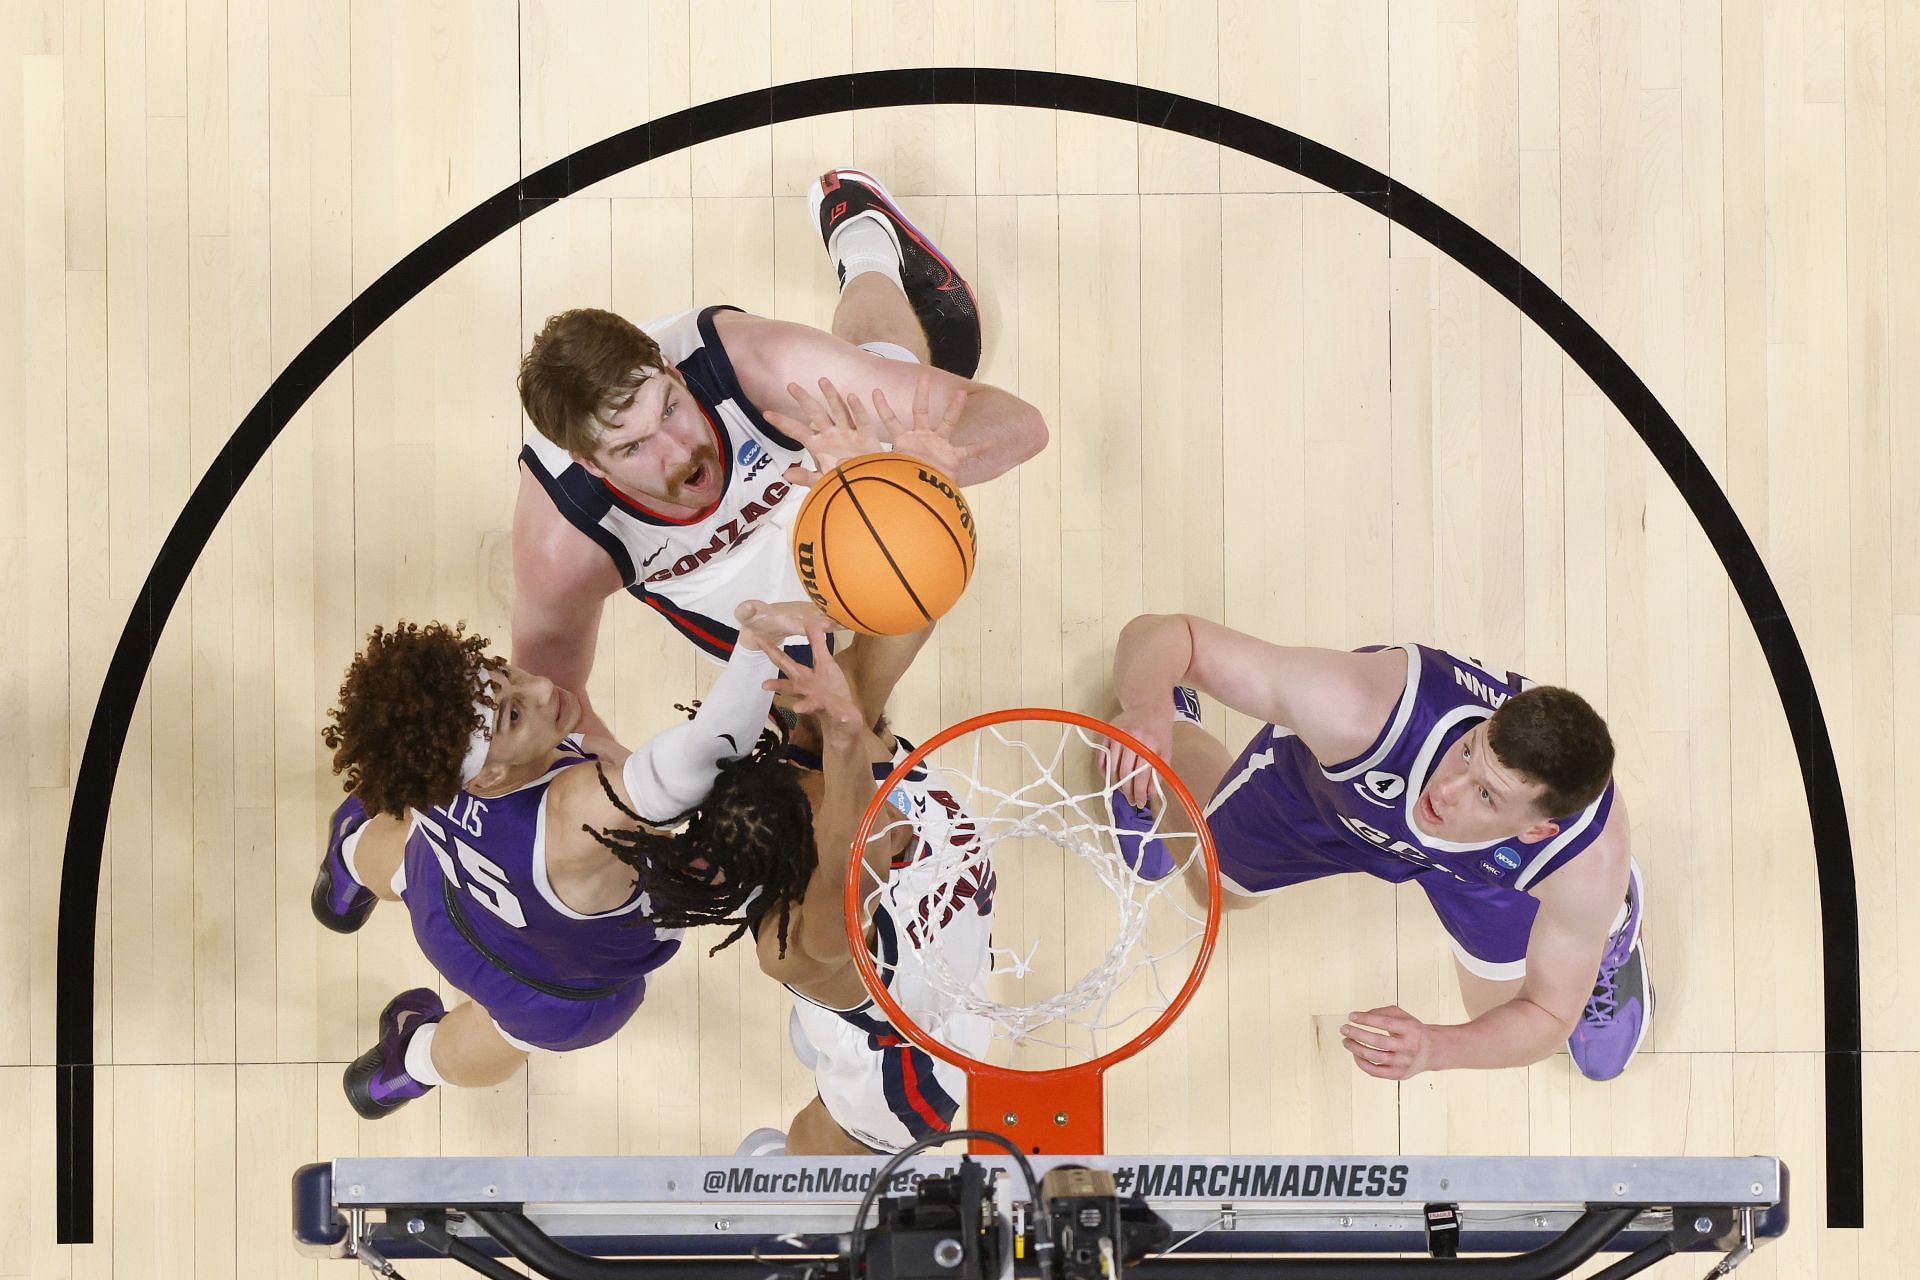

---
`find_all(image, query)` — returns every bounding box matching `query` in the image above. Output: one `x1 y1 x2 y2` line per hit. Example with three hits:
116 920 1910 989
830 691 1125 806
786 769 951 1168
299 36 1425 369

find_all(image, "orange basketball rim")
845 706 1222 1155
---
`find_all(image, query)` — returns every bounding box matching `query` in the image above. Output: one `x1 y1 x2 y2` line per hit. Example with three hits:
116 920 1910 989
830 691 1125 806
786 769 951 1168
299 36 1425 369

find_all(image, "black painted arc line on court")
53 67 1862 1241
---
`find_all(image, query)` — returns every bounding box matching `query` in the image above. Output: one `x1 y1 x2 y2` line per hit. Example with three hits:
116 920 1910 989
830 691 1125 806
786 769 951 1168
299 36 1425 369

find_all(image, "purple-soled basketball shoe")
808 168 982 378
311 794 377 934
1110 792 1175 882
1568 859 1653 1081
1107 687 1205 883
343 988 445 1119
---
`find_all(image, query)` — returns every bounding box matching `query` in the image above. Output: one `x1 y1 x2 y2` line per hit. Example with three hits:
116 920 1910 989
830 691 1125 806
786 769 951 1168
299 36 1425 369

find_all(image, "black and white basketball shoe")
808 168 983 378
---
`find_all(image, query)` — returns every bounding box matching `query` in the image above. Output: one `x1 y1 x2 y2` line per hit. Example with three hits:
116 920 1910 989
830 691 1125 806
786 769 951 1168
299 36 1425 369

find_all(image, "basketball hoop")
846 708 1221 1154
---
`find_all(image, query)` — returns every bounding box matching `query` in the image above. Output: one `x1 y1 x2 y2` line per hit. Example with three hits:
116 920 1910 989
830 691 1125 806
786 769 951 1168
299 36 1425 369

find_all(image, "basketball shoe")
343 988 445 1119
1568 859 1653 1081
1110 794 1175 881
311 794 377 934
808 168 982 378
1108 687 1204 882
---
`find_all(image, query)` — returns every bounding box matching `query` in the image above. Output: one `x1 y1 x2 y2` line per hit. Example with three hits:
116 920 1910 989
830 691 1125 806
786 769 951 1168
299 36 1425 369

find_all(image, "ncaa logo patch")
737 438 763 466
1494 846 1522 871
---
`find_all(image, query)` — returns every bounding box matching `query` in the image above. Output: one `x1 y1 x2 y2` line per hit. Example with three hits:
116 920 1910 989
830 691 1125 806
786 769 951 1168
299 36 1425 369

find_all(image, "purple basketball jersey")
403 740 681 990
1210 645 1614 893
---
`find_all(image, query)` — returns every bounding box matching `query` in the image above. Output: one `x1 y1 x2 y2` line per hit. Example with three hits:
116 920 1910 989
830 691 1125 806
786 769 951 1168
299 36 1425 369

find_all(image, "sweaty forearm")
1113 614 1196 712
1427 998 1571 1071
620 645 777 823
946 384 1046 485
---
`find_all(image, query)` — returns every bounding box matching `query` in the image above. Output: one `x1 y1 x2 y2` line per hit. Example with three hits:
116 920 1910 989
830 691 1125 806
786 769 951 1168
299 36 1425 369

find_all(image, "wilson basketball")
791 453 977 635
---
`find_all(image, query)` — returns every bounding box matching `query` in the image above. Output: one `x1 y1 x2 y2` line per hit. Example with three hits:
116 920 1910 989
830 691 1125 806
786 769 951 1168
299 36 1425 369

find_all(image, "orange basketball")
791 452 977 635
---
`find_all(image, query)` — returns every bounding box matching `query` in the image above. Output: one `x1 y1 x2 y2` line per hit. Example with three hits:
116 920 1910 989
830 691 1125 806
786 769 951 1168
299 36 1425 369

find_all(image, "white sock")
1608 897 1632 937
338 827 368 886
829 214 904 291
402 1020 449 1087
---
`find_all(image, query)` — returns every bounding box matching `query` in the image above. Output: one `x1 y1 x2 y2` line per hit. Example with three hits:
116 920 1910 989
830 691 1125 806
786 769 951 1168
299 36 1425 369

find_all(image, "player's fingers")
1103 746 1151 808
803 617 837 664
1343 1040 1399 1077
936 384 969 434
816 377 855 427
1344 1028 1390 1059
844 391 876 435
762 407 816 439
763 642 812 682
1354 1006 1413 1032
751 599 830 634
870 388 903 436
738 598 775 629
783 463 822 488
912 369 934 424
782 382 833 425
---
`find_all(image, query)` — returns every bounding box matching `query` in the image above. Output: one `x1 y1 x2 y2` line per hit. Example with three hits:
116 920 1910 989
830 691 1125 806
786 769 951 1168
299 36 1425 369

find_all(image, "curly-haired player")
314 604 819 1118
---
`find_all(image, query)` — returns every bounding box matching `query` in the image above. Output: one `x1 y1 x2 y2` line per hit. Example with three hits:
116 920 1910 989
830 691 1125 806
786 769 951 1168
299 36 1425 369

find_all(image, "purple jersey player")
1103 616 1649 1082
312 601 824 1118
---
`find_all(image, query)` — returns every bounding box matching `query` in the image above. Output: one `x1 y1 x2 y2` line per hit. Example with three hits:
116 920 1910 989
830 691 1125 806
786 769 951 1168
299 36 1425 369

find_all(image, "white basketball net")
857 717 1212 1067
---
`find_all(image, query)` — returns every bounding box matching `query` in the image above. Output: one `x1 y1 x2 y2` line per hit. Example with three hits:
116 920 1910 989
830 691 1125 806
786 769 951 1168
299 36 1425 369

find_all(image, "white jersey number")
414 812 530 929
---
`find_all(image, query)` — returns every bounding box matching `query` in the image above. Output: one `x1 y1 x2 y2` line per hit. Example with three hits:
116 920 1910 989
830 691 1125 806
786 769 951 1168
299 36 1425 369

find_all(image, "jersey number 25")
413 811 529 929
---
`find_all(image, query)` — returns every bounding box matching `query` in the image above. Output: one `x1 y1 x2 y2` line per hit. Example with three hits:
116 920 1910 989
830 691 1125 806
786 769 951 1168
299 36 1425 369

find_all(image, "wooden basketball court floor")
3 1 1916 1275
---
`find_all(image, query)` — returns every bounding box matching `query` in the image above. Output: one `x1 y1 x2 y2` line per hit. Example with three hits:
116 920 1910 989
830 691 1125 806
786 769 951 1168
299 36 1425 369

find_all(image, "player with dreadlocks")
313 600 821 1119
668 613 996 1157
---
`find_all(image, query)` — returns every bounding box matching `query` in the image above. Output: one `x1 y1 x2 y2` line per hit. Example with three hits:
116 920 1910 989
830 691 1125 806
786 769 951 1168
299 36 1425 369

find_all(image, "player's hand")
868 372 981 480
735 599 835 654
749 614 863 731
1099 704 1175 808
1341 1006 1435 1080
764 377 886 486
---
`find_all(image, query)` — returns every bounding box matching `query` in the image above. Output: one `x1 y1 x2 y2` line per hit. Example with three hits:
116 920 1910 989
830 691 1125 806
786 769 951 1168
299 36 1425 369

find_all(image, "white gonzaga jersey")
520 305 814 659
791 746 997 1152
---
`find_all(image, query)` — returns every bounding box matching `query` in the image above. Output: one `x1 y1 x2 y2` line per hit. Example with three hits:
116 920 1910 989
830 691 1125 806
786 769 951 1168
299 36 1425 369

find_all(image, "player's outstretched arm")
1339 807 1631 1077
511 463 626 741
720 311 1047 486
752 625 903 1001
837 625 934 732
548 614 784 842
1111 614 1405 774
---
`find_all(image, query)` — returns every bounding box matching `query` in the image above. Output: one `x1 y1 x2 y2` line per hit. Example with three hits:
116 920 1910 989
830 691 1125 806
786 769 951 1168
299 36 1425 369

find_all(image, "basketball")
791 452 977 635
